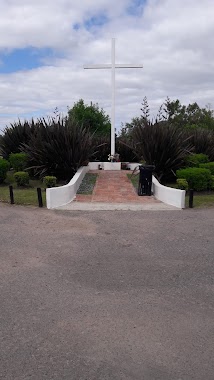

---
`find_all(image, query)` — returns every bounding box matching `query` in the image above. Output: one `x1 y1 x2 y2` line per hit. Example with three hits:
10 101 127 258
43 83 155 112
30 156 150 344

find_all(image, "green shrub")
176 178 188 190
0 159 10 183
185 153 209 167
176 167 212 191
9 153 28 172
199 162 214 175
209 175 214 190
43 176 57 188
14 171 29 186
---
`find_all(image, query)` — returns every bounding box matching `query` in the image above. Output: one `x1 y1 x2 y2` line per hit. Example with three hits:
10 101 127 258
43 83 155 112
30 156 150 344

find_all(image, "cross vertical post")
84 39 143 158
111 38 116 156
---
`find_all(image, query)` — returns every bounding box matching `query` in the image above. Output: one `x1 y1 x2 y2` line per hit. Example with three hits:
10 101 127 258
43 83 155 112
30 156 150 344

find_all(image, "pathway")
58 170 177 210
75 170 159 203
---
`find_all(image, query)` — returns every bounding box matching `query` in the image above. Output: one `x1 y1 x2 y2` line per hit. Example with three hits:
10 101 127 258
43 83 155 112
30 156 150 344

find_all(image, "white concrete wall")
127 163 140 171
46 166 89 209
152 176 186 209
88 162 102 170
103 162 121 170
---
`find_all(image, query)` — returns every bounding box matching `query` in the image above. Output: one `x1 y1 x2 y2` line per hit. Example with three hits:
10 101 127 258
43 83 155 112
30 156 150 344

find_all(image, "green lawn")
185 192 214 208
0 186 46 206
127 173 214 208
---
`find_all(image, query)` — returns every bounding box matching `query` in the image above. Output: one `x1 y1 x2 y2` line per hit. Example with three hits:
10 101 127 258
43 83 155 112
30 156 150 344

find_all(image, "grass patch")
77 173 98 195
0 185 46 206
0 171 46 206
127 173 138 192
185 191 214 208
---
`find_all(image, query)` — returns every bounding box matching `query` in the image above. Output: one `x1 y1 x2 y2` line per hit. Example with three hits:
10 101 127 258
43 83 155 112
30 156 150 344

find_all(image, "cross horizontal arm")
84 64 143 69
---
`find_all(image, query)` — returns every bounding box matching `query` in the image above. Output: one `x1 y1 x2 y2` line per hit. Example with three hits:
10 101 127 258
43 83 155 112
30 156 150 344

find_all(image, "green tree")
158 98 214 130
68 99 111 136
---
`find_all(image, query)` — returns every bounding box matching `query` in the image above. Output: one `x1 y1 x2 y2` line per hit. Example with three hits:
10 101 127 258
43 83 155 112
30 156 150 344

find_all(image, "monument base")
103 162 121 171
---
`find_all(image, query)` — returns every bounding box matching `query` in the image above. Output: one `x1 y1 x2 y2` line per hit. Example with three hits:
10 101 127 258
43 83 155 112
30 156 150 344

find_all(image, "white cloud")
0 0 214 132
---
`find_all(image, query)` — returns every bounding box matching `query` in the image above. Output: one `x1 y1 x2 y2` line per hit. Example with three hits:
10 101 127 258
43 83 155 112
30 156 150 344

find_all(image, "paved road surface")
0 204 213 380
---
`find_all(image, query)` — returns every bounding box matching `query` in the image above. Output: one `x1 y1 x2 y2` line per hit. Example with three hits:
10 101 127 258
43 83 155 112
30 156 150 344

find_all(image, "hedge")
43 176 57 188
14 171 30 186
199 162 214 175
176 167 212 191
185 153 209 167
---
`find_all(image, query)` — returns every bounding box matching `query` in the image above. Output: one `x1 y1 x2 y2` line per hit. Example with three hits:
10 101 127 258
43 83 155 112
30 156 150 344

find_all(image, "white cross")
84 38 143 156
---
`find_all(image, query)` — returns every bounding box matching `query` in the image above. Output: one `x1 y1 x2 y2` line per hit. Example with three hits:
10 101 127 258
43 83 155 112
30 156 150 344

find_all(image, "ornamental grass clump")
130 121 192 182
22 117 95 180
0 119 37 158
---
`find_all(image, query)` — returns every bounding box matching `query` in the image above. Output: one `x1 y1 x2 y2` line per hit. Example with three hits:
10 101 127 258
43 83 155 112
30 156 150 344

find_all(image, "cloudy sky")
0 0 214 132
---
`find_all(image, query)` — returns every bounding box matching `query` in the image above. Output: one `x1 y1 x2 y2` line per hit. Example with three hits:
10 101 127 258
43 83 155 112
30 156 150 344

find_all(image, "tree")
68 99 111 136
158 98 214 130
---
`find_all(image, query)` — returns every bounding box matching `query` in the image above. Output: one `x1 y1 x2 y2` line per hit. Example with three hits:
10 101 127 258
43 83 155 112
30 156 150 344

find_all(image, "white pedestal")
103 162 121 170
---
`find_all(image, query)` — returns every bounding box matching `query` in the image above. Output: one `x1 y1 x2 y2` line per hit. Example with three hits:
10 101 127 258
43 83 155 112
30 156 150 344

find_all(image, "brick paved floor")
75 170 160 204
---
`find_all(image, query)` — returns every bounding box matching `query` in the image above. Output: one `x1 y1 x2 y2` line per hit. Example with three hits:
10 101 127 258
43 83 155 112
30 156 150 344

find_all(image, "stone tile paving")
75 170 160 204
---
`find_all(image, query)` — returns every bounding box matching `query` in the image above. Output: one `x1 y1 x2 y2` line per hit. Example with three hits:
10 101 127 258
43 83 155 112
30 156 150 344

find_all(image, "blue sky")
0 0 213 132
0 47 56 74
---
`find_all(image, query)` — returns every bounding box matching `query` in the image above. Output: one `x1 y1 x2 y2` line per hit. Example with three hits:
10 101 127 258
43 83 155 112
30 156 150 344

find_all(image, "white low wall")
103 162 121 170
152 176 185 209
88 162 102 170
46 166 89 209
127 163 139 171
46 163 185 209
89 162 121 170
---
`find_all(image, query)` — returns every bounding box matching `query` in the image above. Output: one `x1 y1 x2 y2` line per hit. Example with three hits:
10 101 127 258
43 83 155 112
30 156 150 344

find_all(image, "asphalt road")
0 204 214 380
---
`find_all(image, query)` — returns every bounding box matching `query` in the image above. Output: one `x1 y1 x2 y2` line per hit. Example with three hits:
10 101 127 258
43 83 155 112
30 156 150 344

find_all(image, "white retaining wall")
46 162 185 209
46 166 89 209
152 176 185 209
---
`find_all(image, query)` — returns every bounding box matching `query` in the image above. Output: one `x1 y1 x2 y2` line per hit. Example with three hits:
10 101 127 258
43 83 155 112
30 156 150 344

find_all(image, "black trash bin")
138 165 155 196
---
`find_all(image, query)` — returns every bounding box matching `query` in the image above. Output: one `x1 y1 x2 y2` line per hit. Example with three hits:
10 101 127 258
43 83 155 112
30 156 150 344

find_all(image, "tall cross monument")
84 38 143 156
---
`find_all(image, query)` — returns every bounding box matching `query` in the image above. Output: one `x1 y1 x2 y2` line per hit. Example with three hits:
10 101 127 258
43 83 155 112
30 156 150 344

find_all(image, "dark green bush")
188 129 214 161
176 167 212 191
43 176 57 188
14 171 29 186
116 137 137 162
129 121 192 182
176 178 188 190
9 153 28 172
22 118 95 180
185 153 209 167
210 175 214 190
0 119 37 159
199 162 214 175
0 159 10 183
91 136 110 162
